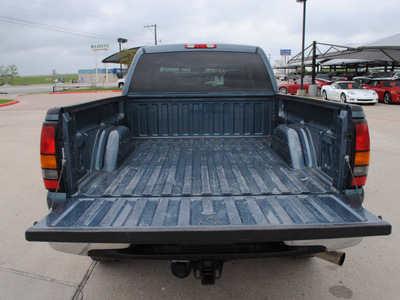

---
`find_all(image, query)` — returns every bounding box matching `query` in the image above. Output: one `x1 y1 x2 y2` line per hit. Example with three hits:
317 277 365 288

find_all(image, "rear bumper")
88 243 327 261
49 237 362 256
285 237 362 251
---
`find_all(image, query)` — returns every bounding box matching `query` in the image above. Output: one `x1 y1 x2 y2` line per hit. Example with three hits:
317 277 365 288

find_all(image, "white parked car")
321 81 378 104
117 78 125 88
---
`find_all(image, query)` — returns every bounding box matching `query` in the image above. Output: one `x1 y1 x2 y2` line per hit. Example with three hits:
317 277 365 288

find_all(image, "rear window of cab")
129 52 273 93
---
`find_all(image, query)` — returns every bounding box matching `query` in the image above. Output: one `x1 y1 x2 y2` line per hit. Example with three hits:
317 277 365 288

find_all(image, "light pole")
297 0 307 95
117 38 128 77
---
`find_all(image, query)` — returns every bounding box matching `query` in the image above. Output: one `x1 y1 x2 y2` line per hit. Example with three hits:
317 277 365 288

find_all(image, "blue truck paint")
26 44 391 284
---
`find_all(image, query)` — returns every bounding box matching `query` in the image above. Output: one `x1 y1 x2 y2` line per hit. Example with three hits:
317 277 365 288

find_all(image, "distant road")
0 84 54 97
0 82 118 98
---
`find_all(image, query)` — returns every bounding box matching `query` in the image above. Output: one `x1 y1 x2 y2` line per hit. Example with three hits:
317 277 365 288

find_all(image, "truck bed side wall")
60 96 128 194
57 93 352 196
275 94 352 190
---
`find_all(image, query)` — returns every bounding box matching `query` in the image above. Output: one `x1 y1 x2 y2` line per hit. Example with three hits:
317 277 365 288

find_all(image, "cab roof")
142 43 260 54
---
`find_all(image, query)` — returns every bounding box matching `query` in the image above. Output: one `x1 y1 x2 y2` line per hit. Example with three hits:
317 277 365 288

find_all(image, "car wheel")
279 87 288 94
383 92 392 104
118 83 124 88
322 90 328 100
340 93 347 103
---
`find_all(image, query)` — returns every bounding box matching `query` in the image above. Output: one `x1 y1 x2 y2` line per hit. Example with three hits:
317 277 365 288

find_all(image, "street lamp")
297 0 307 95
117 38 128 77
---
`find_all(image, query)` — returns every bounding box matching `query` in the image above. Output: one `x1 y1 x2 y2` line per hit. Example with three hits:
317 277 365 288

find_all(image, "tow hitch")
171 260 224 285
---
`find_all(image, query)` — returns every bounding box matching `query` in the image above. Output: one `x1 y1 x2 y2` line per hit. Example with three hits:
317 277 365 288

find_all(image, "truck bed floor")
77 138 333 198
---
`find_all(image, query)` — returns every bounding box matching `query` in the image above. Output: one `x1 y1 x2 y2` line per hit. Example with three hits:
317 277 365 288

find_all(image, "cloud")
0 0 399 75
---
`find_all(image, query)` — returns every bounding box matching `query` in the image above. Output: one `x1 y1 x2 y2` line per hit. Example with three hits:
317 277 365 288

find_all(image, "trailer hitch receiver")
193 260 224 285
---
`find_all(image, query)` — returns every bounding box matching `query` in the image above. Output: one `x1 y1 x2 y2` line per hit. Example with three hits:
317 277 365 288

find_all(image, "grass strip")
0 99 14 104
12 74 79 85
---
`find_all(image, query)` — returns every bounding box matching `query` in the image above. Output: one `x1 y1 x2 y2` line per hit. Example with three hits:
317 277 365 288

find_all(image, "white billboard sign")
91 44 110 51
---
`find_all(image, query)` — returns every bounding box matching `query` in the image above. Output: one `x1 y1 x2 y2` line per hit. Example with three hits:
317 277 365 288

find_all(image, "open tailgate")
26 194 391 244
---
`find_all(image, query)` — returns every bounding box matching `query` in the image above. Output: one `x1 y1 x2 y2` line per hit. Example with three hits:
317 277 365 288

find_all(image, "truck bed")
26 136 390 244
77 137 333 198
26 112 391 245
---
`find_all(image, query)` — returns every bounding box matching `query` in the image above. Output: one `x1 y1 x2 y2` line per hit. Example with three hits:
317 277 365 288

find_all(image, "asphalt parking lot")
0 92 399 299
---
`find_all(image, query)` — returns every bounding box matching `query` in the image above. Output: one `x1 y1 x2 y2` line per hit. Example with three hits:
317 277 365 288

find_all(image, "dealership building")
78 68 128 84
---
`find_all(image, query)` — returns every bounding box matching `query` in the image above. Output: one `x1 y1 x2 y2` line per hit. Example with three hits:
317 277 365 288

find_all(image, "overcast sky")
1 0 399 76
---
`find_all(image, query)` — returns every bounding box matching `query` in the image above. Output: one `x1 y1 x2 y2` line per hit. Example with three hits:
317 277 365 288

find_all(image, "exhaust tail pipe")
313 251 346 266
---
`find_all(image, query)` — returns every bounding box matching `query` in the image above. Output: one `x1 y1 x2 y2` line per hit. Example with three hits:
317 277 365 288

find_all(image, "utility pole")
144 24 157 45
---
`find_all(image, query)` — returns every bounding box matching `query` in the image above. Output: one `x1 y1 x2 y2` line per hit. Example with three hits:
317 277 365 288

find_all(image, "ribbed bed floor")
77 138 333 198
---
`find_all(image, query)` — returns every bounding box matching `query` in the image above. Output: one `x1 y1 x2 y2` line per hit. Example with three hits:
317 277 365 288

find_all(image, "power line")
0 13 156 46
0 1 145 43
144 24 157 45
31 0 134 29
0 14 116 41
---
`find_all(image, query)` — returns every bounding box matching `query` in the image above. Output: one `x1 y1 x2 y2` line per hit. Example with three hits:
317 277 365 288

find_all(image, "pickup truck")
26 44 391 285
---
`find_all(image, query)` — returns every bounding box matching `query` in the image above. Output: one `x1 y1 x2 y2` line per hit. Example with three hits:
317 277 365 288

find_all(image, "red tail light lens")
350 176 367 187
355 123 370 151
41 125 56 154
43 179 60 190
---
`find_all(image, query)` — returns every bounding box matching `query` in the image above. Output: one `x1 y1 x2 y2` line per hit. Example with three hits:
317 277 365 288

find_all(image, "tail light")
40 121 63 191
347 120 370 188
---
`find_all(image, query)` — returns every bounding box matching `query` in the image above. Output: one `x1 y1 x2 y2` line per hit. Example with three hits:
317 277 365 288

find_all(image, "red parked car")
362 79 400 104
278 78 331 95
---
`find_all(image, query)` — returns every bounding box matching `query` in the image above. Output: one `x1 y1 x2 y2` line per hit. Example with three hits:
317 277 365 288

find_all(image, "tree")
119 49 138 69
0 64 19 85
273 57 287 69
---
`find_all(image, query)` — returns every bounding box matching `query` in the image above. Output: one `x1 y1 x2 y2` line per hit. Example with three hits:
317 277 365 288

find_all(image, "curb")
0 100 19 108
51 90 122 95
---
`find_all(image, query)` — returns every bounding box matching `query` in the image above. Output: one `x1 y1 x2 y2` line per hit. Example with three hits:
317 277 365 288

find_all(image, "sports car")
278 78 331 95
361 79 400 104
321 81 378 104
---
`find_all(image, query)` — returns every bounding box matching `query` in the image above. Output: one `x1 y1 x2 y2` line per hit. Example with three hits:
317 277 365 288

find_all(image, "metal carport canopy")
319 59 372 66
317 33 400 62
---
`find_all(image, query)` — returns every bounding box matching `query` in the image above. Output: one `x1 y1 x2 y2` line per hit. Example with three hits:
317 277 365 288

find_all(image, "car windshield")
337 82 363 89
382 80 400 87
129 52 273 92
